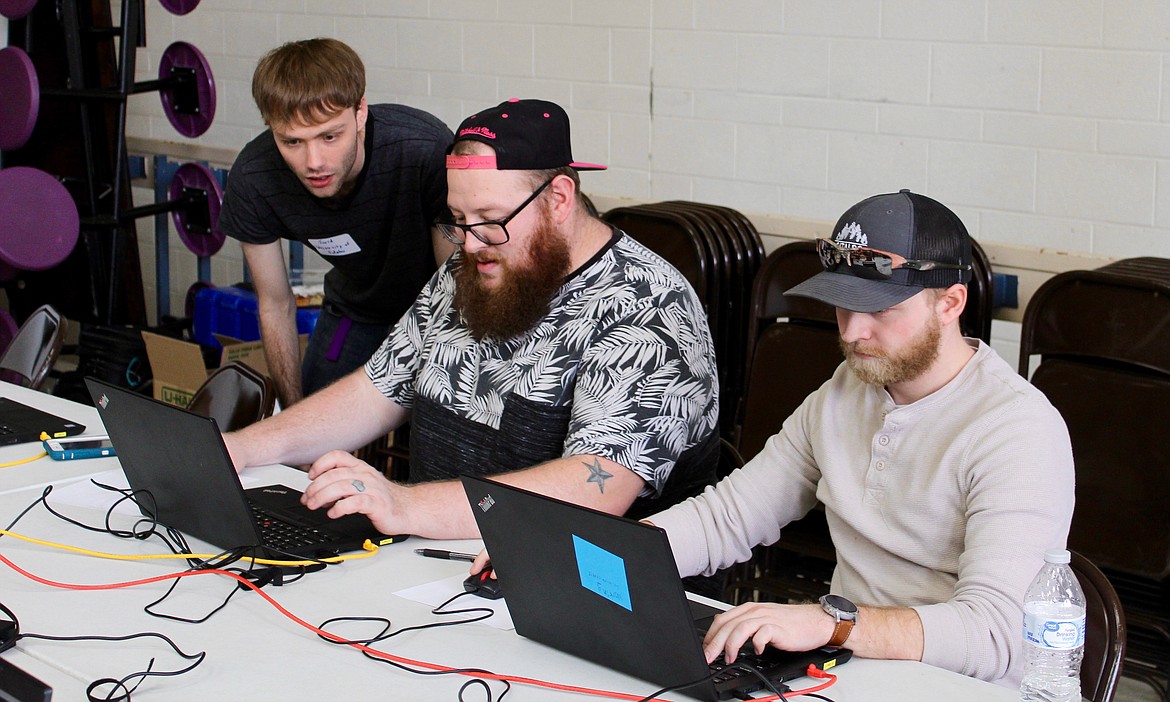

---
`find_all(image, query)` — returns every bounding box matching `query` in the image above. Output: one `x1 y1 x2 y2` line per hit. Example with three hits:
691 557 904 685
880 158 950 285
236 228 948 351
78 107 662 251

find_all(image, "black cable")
20 483 245 623
142 564 247 624
33 481 190 554
3 484 183 559
1 599 205 702
1 485 47 533
23 482 334 624
317 590 495 646
316 591 509 701
0 600 19 653
796 694 836 702
20 631 206 702
5 488 514 699
140 544 323 624
355 652 512 702
458 677 510 702
87 479 195 555
0 599 20 627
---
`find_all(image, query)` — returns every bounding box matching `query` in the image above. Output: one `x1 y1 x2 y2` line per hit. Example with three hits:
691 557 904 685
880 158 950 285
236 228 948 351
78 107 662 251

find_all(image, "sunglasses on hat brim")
815 238 971 279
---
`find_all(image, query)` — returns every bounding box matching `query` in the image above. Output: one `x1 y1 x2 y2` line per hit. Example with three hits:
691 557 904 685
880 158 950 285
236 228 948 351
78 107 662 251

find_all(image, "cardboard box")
141 331 306 407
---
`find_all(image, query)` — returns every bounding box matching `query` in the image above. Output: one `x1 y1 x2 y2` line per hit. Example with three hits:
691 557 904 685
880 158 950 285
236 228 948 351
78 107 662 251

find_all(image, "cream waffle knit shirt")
651 340 1074 687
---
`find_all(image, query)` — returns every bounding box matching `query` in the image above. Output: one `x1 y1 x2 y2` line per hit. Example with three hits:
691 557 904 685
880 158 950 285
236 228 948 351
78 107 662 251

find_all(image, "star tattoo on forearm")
584 457 613 494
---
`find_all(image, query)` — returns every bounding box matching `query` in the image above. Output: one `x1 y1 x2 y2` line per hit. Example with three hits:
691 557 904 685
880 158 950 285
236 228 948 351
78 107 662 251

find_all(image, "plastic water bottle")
1019 548 1085 702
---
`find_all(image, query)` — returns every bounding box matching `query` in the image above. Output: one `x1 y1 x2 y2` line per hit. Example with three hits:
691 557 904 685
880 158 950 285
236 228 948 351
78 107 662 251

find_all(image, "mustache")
841 341 886 358
462 250 500 266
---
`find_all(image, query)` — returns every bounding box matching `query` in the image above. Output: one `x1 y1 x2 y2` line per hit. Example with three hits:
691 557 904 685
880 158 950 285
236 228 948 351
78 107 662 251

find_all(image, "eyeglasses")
435 177 555 246
815 237 972 279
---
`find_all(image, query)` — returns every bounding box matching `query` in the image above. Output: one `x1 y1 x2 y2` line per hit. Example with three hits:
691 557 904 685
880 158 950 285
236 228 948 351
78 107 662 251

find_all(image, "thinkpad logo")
478 495 495 512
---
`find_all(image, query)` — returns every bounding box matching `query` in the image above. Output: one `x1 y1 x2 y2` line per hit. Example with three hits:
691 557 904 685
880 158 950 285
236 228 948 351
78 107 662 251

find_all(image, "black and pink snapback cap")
446 98 606 172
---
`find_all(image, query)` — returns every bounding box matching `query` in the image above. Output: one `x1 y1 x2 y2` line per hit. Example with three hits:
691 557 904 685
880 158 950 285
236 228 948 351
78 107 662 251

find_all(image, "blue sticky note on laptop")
572 534 632 611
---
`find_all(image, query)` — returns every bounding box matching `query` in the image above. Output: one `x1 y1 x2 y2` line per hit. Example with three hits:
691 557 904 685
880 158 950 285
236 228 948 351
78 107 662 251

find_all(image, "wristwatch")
819 594 858 648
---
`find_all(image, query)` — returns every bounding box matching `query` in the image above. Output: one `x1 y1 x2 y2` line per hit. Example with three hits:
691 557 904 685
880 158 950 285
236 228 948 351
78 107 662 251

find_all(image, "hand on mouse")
463 567 505 599
470 549 495 577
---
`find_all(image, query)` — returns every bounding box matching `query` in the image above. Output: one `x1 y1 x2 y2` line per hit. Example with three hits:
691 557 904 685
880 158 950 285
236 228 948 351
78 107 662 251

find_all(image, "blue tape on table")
572 534 632 611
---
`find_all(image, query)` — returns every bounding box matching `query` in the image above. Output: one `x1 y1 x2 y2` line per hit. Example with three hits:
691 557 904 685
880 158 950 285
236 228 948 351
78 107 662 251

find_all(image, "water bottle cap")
1043 548 1071 564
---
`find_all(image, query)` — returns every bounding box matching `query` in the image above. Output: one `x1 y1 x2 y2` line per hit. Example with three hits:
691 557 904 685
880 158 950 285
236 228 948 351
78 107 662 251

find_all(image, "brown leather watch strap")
827 618 854 647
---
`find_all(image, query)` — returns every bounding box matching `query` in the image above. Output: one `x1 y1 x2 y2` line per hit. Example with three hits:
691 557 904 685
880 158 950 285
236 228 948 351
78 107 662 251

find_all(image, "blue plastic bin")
193 286 319 348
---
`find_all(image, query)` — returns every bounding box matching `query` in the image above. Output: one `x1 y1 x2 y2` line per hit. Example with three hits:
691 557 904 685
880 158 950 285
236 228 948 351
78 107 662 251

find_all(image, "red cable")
0 551 831 701
785 665 838 697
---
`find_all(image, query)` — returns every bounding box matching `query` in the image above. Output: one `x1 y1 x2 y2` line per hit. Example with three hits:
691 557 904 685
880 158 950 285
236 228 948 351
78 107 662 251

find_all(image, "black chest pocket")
490 393 572 472
408 393 571 482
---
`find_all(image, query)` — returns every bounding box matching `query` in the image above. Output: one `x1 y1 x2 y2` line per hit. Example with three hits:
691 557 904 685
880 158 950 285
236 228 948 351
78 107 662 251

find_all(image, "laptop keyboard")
248 502 330 551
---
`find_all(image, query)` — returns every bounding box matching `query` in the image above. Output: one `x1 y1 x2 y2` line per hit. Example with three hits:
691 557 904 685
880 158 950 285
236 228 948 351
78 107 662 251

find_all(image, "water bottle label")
1023 612 1085 650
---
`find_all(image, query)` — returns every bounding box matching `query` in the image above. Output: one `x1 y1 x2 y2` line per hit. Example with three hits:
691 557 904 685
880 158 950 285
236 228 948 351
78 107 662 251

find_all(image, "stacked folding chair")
1020 257 1170 700
602 202 765 439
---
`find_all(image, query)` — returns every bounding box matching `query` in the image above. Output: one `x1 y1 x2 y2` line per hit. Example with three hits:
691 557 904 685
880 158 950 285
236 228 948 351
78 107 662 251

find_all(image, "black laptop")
85 378 401 559
0 657 52 702
0 397 84 446
461 476 851 701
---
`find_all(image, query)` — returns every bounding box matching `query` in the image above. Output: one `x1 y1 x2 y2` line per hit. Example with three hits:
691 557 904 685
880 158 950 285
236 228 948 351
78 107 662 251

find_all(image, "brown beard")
453 211 572 341
840 311 941 387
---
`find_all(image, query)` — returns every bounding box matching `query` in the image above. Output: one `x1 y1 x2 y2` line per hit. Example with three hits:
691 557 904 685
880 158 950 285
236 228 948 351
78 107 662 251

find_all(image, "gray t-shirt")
219 104 452 324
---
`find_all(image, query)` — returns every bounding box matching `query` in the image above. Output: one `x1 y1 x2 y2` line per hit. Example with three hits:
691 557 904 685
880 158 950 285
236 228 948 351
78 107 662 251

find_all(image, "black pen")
414 548 477 562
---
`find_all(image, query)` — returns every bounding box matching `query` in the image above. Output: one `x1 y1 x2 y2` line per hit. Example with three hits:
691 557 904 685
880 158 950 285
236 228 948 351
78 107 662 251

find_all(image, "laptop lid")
84 378 388 558
0 657 52 702
0 397 84 446
461 476 850 701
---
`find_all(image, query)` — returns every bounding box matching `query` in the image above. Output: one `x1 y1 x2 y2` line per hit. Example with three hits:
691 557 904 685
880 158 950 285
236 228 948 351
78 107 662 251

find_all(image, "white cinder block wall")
6 2 1170 366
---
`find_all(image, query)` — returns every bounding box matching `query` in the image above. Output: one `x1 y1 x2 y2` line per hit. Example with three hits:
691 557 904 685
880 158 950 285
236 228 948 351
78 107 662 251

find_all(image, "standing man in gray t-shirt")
219 38 454 408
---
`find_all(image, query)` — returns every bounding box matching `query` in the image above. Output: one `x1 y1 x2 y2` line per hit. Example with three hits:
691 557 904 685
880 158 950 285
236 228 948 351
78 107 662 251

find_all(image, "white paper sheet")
394 573 515 630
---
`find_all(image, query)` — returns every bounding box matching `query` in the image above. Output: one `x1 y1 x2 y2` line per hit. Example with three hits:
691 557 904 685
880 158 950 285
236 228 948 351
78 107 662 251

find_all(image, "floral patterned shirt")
365 230 719 511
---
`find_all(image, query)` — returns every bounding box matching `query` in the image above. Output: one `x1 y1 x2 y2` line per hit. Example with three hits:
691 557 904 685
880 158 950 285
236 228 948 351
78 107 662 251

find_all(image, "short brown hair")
252 38 365 127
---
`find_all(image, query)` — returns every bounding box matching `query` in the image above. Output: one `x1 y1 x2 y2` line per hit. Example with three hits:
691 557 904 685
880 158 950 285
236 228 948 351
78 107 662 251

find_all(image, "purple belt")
326 315 353 362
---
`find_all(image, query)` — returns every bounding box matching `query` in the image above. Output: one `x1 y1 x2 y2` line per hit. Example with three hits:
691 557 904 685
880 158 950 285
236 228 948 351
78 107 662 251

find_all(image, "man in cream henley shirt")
650 191 1074 687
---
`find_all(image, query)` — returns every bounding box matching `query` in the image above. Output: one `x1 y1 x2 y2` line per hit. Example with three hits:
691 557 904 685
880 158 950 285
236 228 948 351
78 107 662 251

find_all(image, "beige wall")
11 3 1170 360
121 3 1169 314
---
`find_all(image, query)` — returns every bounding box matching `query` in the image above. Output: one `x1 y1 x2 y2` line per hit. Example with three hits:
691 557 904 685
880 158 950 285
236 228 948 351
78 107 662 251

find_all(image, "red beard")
454 211 573 341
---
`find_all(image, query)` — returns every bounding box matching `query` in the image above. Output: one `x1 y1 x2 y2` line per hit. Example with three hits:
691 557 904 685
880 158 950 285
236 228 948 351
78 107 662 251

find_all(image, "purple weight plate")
0 0 37 19
0 166 79 270
168 162 225 257
0 259 19 282
158 0 199 15
0 46 40 151
158 41 216 138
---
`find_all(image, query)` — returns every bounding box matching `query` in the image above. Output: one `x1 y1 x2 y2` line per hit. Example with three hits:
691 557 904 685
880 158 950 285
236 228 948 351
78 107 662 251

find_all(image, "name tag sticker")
572 535 632 611
308 234 361 257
